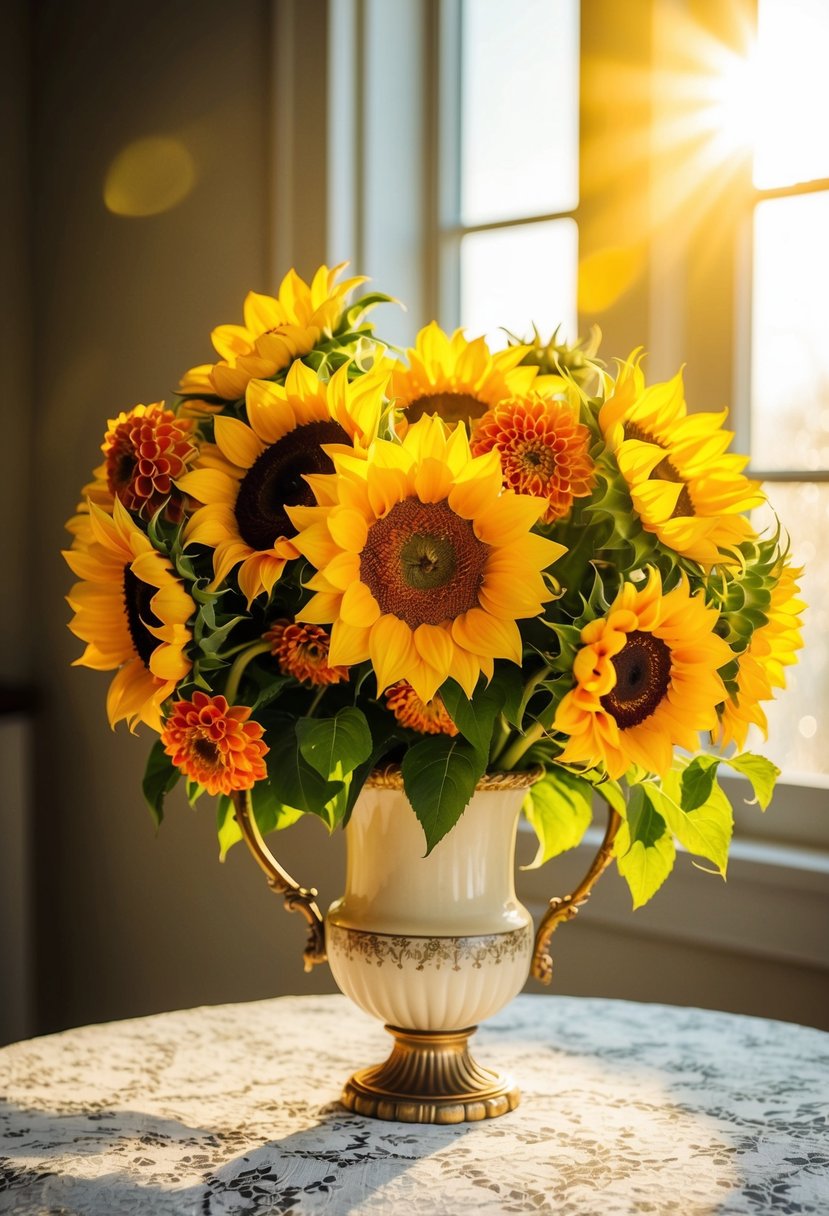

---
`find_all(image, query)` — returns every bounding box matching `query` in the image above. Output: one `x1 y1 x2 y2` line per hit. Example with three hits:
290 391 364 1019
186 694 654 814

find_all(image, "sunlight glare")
104 137 196 218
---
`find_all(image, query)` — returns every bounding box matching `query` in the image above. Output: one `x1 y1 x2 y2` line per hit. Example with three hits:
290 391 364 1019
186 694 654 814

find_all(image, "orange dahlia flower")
264 621 347 686
471 393 595 523
385 681 458 736
161 692 268 795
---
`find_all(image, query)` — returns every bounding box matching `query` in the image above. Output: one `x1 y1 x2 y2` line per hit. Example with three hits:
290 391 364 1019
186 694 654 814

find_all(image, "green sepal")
521 765 593 869
142 740 180 827
401 736 485 855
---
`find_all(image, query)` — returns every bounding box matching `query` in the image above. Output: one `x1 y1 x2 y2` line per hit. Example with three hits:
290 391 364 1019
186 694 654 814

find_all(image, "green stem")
497 720 546 771
490 665 552 768
306 686 327 718
516 664 552 725
488 714 510 765
224 641 271 704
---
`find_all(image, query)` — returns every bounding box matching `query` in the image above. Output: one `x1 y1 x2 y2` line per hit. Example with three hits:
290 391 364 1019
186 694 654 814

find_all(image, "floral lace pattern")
1 994 827 1214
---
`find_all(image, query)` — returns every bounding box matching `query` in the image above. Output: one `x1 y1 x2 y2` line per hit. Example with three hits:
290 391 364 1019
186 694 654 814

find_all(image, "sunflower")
66 403 197 546
385 681 458 736
471 390 596 523
178 263 366 401
178 361 388 604
388 322 555 428
161 692 268 795
599 354 764 565
554 568 733 778
264 620 347 686
288 414 564 703
63 498 194 731
716 562 805 749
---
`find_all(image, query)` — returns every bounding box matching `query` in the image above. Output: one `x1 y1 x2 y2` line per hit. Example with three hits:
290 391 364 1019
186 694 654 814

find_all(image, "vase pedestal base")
340 1025 520 1124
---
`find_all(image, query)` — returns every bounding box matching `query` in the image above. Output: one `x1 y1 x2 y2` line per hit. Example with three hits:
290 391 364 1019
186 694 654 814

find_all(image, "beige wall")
25 0 342 1035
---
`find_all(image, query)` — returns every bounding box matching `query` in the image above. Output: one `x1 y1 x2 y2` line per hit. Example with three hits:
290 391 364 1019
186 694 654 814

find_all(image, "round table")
1 994 827 1214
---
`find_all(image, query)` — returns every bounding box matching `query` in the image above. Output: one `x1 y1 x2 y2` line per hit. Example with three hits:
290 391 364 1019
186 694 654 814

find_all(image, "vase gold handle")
231 790 327 972
530 803 622 984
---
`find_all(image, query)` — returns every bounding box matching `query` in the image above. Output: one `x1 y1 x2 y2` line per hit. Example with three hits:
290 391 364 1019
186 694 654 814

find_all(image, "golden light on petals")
179 362 387 604
161 692 268 796
715 563 806 750
264 620 348 687
554 568 732 779
62 499 194 732
289 413 565 703
385 681 459 736
388 322 554 428
599 354 764 565
66 403 197 544
471 393 596 523
178 263 367 401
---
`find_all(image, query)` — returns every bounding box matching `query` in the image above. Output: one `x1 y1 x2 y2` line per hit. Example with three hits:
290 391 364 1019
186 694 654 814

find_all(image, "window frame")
326 0 829 850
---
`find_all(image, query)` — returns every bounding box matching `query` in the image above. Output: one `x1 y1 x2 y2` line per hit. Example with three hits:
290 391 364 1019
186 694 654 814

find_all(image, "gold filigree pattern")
327 924 532 972
364 765 543 791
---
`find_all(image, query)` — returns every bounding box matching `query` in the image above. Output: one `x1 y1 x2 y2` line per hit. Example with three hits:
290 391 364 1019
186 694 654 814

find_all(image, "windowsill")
517 808 829 973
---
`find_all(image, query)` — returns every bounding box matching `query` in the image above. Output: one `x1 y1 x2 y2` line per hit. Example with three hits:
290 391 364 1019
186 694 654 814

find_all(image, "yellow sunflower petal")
368 614 417 691
214 415 266 470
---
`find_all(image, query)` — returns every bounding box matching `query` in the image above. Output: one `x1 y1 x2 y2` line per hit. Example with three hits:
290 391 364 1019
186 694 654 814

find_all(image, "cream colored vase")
325 775 533 1122
232 768 618 1125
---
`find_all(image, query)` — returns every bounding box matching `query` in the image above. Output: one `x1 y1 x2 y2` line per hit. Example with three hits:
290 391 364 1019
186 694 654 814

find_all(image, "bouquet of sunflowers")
64 263 804 914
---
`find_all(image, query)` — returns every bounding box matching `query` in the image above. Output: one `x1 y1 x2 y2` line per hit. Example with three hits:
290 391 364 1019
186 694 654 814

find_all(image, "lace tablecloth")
1 993 827 1215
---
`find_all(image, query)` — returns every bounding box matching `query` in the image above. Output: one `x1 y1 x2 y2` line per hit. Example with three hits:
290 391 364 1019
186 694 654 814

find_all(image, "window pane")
459 219 577 349
461 0 579 225
750 485 828 777
753 0 829 188
750 193 829 471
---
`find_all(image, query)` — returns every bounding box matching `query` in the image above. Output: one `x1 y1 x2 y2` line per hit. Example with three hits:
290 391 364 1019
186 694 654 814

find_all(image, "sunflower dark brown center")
623 423 695 519
234 419 349 549
600 629 672 729
123 566 163 668
361 497 489 628
405 392 485 426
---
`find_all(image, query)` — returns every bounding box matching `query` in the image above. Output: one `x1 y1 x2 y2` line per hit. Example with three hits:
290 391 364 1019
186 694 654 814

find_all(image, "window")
437 0 580 344
739 0 829 778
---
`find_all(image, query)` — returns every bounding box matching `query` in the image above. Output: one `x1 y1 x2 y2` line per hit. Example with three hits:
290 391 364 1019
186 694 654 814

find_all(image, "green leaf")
521 766 593 868
595 778 627 817
727 752 780 811
186 778 206 807
250 674 292 714
217 795 242 860
401 736 484 855
494 663 525 728
440 679 503 760
614 785 676 909
296 707 373 781
216 785 305 861
644 775 733 877
680 754 721 811
266 722 343 825
341 703 405 824
142 740 180 827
